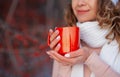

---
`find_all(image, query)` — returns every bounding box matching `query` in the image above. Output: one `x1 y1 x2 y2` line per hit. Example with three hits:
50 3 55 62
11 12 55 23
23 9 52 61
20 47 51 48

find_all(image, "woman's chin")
78 19 96 23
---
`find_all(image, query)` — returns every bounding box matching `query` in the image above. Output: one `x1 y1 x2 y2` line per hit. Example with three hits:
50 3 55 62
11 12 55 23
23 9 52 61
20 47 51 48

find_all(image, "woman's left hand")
47 47 90 66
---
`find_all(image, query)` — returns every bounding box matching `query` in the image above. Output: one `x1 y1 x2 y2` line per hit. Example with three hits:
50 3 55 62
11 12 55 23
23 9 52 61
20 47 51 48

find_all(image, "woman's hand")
47 29 101 66
47 42 101 66
47 47 90 66
48 29 61 52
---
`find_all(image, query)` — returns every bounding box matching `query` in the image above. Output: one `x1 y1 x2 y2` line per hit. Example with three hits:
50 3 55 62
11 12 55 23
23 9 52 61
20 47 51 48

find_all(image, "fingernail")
46 52 50 55
57 43 61 47
49 29 53 32
56 36 60 40
64 54 70 58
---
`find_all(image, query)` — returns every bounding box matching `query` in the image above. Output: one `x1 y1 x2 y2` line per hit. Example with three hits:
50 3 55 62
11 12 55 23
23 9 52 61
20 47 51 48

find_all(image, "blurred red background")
0 0 67 77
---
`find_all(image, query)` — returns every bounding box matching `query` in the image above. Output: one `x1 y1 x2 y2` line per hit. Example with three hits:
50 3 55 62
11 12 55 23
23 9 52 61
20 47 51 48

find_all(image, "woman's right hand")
49 29 61 52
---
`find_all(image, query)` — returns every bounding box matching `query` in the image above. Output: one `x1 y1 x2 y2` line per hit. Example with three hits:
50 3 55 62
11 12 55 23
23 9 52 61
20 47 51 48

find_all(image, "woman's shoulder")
100 40 120 73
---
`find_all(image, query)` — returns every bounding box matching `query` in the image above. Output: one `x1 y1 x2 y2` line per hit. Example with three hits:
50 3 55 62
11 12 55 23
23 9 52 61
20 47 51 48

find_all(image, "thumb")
64 49 84 58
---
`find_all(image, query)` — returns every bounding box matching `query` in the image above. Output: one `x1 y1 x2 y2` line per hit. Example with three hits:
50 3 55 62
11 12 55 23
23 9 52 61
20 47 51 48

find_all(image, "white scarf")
71 21 120 77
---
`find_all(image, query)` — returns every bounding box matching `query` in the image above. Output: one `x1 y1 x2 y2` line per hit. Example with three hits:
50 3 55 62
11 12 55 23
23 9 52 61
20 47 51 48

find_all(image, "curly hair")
64 0 120 49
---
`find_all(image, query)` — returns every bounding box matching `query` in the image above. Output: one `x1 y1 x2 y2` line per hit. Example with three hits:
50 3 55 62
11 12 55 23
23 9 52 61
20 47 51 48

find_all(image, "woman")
47 0 120 77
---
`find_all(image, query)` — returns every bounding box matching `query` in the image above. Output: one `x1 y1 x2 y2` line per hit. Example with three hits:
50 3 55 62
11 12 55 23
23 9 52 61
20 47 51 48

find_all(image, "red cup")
48 26 80 56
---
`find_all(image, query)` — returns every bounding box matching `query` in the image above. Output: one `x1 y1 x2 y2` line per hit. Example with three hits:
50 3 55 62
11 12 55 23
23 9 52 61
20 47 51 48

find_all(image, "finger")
50 30 59 42
54 43 61 52
65 52 85 64
49 35 60 49
46 51 63 63
51 51 75 65
47 51 81 65
64 49 84 58
55 27 58 30
49 29 53 36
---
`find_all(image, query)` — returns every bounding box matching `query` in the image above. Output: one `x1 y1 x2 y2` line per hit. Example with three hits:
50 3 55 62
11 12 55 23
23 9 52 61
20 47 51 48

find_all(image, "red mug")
48 26 80 56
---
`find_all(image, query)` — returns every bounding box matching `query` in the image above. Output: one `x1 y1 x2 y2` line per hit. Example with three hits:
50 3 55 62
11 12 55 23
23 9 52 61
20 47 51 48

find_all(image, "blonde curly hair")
64 0 120 50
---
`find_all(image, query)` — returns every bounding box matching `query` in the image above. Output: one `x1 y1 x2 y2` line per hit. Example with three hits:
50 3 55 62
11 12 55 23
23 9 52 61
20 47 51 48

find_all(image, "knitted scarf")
71 21 120 77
